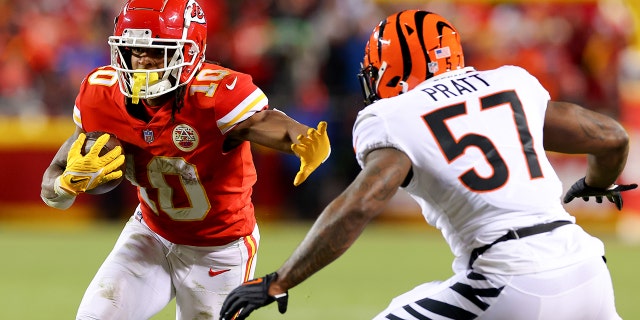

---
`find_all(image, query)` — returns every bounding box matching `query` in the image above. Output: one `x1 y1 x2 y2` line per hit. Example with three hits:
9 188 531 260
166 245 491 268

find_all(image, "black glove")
220 272 288 320
563 177 637 210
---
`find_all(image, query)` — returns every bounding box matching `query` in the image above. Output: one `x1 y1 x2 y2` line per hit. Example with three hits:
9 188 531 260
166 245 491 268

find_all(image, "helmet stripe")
436 21 455 46
395 11 412 82
414 11 433 79
376 18 387 62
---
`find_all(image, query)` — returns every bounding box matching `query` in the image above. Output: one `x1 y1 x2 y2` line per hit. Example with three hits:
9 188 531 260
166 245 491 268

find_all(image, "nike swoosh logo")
70 177 89 184
209 268 231 277
225 76 238 90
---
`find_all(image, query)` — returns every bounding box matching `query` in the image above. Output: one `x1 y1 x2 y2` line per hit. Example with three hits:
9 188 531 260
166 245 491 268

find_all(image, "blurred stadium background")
1 0 639 318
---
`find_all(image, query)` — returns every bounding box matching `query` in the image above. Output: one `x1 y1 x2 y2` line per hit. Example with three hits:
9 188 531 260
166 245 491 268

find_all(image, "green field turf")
1 221 638 319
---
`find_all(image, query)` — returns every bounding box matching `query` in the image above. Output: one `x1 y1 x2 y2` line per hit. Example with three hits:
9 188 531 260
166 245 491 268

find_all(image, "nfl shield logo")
143 129 154 143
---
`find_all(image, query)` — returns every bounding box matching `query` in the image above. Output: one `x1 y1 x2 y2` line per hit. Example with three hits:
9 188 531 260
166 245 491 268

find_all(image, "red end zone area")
1 116 638 239
0 117 137 224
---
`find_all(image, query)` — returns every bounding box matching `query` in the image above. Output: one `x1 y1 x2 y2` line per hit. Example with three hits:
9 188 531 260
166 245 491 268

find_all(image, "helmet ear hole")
386 76 401 88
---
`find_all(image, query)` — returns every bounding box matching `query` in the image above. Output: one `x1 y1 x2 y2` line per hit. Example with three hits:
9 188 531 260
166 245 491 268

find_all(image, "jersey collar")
425 67 477 84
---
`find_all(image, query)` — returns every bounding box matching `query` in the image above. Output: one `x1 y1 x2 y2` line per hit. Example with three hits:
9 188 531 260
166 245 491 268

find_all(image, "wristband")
41 176 77 210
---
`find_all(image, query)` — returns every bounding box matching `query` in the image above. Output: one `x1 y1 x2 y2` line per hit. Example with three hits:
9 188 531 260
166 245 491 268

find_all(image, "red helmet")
109 0 207 100
358 10 464 105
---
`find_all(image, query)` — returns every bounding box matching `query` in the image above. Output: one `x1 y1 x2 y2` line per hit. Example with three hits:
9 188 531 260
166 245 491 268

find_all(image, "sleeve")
72 105 82 128
73 66 117 131
352 108 404 168
521 67 551 103
72 75 92 129
507 65 551 102
213 72 269 134
508 65 551 121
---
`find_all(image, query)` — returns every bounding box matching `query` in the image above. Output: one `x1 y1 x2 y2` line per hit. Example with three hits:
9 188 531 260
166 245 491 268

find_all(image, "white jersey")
353 66 605 275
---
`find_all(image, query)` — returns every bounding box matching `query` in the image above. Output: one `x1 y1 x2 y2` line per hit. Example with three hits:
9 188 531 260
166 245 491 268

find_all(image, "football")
82 131 125 195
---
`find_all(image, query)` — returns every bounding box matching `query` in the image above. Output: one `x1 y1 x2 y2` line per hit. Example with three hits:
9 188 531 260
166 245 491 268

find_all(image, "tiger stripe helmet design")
358 10 464 105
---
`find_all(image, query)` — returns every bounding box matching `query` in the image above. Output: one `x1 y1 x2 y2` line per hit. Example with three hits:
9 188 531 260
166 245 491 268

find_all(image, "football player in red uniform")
40 0 330 319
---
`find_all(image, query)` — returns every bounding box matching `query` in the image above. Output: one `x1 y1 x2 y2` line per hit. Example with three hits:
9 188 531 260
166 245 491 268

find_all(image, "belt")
468 220 572 269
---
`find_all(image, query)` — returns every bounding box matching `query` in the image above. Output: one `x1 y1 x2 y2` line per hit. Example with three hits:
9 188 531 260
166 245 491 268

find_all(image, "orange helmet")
358 10 464 105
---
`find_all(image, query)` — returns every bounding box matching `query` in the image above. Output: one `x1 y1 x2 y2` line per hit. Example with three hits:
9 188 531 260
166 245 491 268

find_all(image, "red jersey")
73 63 268 246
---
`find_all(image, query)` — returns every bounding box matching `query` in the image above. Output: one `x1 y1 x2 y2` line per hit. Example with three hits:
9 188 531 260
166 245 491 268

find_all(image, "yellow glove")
291 121 331 186
58 133 125 196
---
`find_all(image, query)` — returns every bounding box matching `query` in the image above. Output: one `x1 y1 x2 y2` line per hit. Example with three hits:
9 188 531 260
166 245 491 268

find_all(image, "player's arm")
544 101 628 188
41 126 125 209
220 147 411 319
227 109 331 186
41 126 84 209
544 101 635 208
274 147 410 289
226 109 308 154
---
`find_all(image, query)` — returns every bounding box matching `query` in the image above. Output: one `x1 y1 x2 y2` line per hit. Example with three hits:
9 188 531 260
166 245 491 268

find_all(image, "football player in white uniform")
220 10 636 320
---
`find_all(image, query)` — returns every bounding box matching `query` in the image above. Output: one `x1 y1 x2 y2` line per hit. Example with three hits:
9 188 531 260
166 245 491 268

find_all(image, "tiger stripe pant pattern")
373 255 620 320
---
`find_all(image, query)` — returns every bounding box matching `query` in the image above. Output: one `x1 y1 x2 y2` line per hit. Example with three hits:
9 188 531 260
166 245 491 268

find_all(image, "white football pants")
374 255 620 320
76 213 259 320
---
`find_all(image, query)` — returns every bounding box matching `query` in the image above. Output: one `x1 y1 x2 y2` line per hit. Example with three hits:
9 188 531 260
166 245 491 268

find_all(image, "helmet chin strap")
145 79 173 96
375 61 388 95
399 81 409 94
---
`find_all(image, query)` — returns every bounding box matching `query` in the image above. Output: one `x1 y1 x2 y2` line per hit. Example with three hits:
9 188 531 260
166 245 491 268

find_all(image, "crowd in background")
0 0 637 219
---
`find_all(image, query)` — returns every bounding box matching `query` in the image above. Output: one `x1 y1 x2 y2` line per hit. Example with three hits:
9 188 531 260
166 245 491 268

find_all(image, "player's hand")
563 177 637 210
220 272 288 320
291 121 330 186
58 133 125 196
